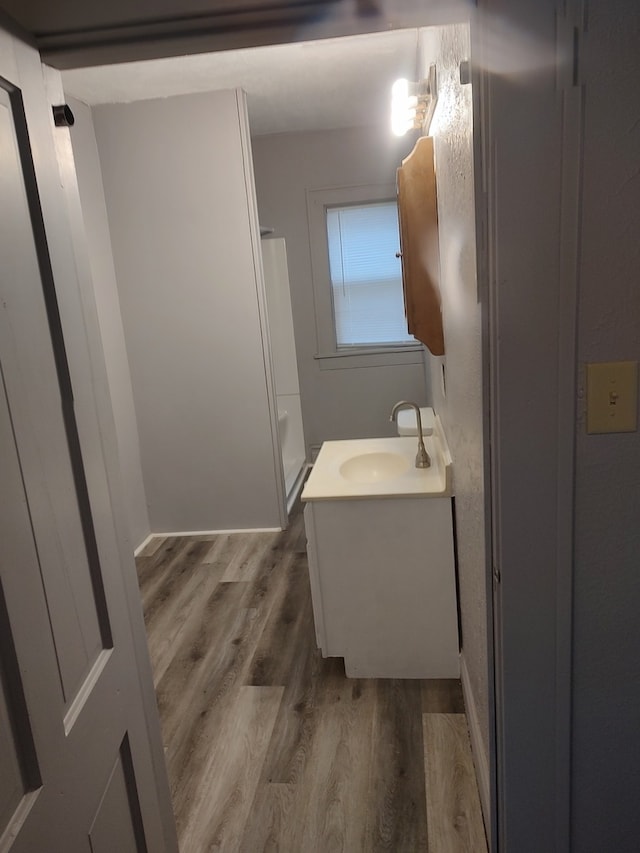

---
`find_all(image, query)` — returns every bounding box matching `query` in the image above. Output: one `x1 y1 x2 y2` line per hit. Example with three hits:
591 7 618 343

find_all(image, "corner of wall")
65 95 151 548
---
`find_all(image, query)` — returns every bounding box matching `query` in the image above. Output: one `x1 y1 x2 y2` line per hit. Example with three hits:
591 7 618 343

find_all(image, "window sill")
314 345 424 371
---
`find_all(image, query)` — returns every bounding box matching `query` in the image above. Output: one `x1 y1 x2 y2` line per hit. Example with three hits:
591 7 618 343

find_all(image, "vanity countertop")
301 416 453 501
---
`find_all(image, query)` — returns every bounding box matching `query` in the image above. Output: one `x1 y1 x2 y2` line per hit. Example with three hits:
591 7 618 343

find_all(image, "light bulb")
391 78 411 136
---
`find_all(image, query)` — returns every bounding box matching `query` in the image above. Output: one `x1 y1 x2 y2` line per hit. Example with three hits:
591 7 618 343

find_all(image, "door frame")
4 0 583 847
472 1 582 850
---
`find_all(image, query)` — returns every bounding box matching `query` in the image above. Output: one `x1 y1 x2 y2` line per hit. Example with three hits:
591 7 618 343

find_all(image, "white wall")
422 24 490 817
92 89 283 533
572 2 640 848
251 126 430 453
67 97 151 549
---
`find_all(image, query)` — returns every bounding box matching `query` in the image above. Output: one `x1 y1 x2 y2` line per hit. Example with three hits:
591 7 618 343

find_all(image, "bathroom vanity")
301 420 459 679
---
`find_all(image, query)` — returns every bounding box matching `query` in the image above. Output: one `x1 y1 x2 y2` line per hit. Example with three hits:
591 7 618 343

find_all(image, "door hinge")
493 564 501 585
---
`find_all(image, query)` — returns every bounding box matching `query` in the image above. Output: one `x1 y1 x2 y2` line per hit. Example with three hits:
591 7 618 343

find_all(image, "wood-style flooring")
136 506 486 852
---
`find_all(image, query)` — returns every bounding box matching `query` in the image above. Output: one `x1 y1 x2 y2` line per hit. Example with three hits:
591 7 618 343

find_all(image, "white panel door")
0 26 176 853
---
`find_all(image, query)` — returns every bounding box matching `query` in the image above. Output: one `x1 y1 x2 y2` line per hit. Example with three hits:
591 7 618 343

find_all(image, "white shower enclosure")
261 236 307 511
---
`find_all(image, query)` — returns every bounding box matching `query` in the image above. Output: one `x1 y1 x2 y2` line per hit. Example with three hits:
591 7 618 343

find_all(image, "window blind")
326 201 414 348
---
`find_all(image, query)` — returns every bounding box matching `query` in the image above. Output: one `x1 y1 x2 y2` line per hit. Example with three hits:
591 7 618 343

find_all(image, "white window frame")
306 183 423 370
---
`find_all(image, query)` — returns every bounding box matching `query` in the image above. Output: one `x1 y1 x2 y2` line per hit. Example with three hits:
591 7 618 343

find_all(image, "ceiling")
0 0 463 68
61 28 422 137
0 0 465 138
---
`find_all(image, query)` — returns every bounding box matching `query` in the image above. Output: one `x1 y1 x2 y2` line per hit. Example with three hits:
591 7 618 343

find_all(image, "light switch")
586 361 638 434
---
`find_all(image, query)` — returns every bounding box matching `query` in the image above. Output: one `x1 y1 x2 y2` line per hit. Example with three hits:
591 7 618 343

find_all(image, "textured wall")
571 2 640 848
251 126 430 453
67 97 151 549
423 23 490 803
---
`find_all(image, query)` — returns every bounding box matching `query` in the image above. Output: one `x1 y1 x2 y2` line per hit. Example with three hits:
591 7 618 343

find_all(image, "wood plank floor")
136 506 487 852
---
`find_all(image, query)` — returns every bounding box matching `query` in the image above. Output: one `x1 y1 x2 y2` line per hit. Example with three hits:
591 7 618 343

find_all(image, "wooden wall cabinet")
397 135 444 355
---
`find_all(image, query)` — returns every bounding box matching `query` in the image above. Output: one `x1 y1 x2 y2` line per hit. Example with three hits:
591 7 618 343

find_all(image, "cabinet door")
397 135 444 355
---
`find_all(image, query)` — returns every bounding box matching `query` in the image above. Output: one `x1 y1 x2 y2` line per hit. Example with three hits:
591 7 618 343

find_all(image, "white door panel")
0 24 176 853
0 88 105 709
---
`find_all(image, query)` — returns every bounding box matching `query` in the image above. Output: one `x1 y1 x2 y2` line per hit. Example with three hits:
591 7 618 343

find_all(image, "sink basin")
301 429 452 500
339 451 410 484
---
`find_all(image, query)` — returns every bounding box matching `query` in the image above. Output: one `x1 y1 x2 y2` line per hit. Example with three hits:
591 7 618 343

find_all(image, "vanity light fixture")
391 64 438 136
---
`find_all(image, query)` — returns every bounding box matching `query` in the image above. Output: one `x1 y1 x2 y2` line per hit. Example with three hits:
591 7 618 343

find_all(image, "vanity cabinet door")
303 497 459 679
397 135 445 355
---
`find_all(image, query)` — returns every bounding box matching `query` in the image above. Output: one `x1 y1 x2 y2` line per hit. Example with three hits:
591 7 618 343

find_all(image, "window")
326 202 414 348
307 183 421 368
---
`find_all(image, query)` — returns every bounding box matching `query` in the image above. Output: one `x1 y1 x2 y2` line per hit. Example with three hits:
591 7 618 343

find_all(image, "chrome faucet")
390 401 431 468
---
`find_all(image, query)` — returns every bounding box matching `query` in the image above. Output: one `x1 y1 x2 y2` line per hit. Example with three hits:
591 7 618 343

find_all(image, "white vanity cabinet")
302 426 460 679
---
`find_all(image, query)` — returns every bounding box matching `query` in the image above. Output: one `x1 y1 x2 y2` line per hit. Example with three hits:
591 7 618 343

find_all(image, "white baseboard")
134 516 306 555
133 533 155 557
460 654 491 844
155 526 282 537
136 527 282 555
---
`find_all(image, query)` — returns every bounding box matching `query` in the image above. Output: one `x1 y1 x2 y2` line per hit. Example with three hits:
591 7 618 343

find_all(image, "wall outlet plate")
586 361 638 434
